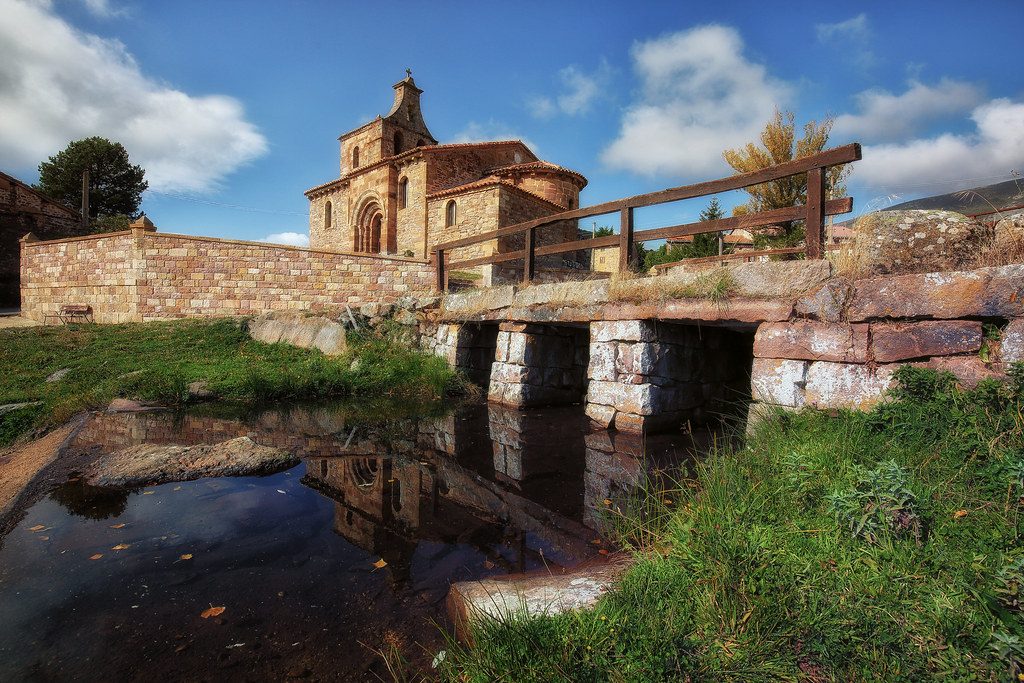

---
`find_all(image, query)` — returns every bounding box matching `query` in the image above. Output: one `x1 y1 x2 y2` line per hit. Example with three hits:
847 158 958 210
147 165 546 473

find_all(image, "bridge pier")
488 322 589 408
585 320 753 434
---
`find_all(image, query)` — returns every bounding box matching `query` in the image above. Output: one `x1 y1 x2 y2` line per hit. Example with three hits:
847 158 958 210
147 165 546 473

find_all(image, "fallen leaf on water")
110 523 126 529
38 536 49 541
372 558 388 570
173 486 182 491
29 524 46 532
180 554 193 560
142 491 155 495
953 509 968 519
200 606 226 619
111 544 130 551
276 490 286 494
89 554 103 560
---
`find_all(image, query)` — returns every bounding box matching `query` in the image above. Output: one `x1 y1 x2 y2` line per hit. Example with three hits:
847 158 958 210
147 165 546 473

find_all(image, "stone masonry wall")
586 320 753 433
21 230 434 323
488 322 588 408
750 264 1024 417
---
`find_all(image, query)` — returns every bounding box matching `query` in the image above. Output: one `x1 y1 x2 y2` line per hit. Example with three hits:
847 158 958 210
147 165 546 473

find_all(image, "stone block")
847 210 987 276
585 402 616 428
750 358 808 408
793 278 854 323
512 280 610 308
588 342 617 382
591 320 656 343
805 361 897 409
441 285 515 314
871 320 982 362
849 265 1024 321
1003 319 1024 364
754 321 868 362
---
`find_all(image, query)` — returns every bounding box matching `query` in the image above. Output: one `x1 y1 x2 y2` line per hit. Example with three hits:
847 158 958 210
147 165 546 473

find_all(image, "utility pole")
80 168 89 228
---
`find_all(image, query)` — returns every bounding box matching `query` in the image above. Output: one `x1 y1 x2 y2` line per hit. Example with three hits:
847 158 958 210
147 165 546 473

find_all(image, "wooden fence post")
523 227 536 284
806 168 826 259
618 207 634 273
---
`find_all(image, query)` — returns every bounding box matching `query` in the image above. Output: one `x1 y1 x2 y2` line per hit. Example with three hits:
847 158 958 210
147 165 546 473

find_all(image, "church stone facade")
305 75 587 281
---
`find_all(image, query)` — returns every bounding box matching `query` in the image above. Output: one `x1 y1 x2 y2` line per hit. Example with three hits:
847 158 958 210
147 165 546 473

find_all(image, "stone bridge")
425 260 1024 433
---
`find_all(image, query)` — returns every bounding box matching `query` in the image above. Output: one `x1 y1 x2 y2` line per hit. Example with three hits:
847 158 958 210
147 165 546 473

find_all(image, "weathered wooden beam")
618 207 634 273
432 144 861 251
805 168 826 259
523 227 536 284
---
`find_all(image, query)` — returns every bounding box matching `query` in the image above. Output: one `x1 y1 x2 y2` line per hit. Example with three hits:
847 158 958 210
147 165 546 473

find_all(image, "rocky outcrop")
993 213 1024 252
248 313 347 356
848 210 987 276
87 436 297 487
447 558 630 641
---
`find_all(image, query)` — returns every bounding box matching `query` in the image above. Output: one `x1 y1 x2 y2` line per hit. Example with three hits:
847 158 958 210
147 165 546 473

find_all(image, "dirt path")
0 421 80 518
0 314 41 329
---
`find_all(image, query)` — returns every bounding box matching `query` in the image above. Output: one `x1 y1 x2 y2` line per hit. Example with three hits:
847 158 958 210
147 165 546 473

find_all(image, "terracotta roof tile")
487 160 588 188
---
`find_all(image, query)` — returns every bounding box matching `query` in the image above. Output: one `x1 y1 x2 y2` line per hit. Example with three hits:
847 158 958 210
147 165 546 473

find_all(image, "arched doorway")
354 202 383 253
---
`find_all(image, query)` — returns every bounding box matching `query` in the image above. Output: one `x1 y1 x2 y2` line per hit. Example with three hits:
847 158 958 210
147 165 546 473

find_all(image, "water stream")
0 400 713 680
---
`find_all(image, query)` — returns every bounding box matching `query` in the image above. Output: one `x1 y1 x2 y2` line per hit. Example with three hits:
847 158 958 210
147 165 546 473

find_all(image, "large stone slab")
871 320 982 362
754 321 868 362
1003 319 1024 364
664 260 833 299
447 558 630 642
847 210 986 276
848 265 1024 321
512 280 610 308
793 278 854 323
441 285 516 315
750 358 808 408
805 362 897 409
248 314 347 356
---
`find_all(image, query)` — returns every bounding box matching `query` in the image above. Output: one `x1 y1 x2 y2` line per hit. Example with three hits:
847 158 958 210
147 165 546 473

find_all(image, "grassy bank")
442 366 1024 682
0 318 465 447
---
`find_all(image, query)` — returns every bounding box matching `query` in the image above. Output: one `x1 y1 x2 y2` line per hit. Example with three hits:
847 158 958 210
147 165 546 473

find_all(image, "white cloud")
834 79 984 142
816 13 875 67
601 25 793 178
852 98 1024 191
530 63 610 118
260 231 309 247
0 0 267 192
77 0 125 18
451 119 538 154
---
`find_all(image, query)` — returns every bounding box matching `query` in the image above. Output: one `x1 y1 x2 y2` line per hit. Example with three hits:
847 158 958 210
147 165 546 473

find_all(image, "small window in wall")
393 131 403 155
352 146 360 168
445 200 457 227
398 177 408 209
324 200 332 228
567 197 574 209
416 139 425 147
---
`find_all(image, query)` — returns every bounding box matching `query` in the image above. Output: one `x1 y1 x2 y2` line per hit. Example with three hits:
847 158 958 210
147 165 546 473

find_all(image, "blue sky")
2 0 1023 245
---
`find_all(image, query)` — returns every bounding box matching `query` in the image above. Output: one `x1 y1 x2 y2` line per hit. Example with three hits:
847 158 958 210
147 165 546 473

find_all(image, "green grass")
439 365 1024 682
0 318 466 447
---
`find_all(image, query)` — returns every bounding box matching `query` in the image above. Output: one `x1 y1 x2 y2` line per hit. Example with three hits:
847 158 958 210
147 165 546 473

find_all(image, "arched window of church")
445 200 457 227
352 146 360 168
416 139 425 148
324 201 332 228
398 178 408 210
393 131 403 155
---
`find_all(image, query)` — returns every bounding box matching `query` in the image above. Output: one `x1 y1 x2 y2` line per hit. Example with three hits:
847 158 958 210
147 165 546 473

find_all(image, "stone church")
304 74 587 281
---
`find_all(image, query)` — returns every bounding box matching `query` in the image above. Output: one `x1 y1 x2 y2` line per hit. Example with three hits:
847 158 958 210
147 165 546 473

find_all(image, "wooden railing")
432 143 862 290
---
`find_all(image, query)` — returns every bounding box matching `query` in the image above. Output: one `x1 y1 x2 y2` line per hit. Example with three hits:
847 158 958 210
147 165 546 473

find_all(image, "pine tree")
36 137 148 228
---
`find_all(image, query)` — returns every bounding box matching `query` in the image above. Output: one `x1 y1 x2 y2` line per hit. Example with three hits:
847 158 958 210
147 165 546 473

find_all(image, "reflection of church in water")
72 401 695 583
301 403 672 582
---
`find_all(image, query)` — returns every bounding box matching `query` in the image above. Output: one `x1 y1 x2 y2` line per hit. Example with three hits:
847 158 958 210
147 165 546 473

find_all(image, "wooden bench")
43 304 94 325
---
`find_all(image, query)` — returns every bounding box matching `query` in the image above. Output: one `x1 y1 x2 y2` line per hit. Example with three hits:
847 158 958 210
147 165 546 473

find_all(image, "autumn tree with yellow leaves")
723 110 849 248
